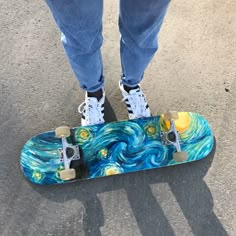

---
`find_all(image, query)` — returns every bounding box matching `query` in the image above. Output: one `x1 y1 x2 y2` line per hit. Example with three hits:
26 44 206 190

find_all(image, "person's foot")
78 89 105 126
119 81 151 119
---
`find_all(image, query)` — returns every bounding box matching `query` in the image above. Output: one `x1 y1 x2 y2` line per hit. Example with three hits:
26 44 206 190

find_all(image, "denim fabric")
45 0 170 92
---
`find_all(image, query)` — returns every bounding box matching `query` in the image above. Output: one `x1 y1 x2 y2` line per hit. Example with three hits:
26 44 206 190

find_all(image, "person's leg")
119 0 171 87
45 0 105 126
45 0 104 93
118 0 170 119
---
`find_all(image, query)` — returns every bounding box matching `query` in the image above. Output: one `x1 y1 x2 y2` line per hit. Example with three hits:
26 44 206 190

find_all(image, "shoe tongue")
87 97 98 103
129 88 140 94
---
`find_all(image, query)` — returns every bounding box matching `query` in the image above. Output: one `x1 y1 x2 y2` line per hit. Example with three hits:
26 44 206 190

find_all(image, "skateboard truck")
55 126 80 180
160 112 188 162
58 139 80 165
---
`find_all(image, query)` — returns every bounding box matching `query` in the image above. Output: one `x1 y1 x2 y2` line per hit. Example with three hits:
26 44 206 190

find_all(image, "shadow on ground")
104 97 118 123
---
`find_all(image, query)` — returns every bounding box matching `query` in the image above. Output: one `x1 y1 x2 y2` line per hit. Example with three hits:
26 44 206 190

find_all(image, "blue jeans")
45 0 170 92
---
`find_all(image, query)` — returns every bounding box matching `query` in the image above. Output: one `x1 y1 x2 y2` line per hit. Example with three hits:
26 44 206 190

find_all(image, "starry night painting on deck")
20 112 215 185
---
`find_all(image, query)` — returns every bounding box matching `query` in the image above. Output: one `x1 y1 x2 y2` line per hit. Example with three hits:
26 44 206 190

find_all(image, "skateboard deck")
20 112 215 185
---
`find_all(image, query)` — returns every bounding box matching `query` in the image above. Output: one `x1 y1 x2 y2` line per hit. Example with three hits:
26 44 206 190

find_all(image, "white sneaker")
119 81 151 119
78 89 105 126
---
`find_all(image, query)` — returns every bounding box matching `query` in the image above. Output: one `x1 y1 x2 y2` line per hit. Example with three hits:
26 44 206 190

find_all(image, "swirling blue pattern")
20 112 215 185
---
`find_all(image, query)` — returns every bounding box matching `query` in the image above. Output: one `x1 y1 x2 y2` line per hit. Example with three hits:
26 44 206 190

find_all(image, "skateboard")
20 112 215 185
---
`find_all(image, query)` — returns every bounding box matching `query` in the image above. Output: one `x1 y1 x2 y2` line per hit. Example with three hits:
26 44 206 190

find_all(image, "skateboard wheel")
164 112 179 121
55 126 71 138
173 151 188 162
59 169 76 180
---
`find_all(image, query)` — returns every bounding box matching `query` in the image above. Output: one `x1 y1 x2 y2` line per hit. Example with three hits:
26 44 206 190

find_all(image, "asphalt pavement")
0 0 235 235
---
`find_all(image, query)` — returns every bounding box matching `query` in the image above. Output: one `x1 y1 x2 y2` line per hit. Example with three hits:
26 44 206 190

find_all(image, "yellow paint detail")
147 126 156 135
35 173 40 178
145 124 157 136
80 130 89 139
105 168 120 176
164 112 191 133
33 171 42 181
101 149 108 156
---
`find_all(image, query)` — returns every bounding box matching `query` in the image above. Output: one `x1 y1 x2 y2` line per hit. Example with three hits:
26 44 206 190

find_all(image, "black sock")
123 84 139 93
88 89 103 100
